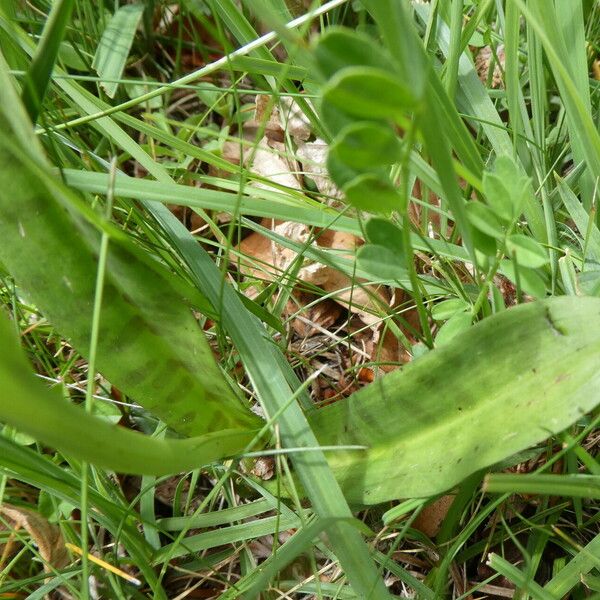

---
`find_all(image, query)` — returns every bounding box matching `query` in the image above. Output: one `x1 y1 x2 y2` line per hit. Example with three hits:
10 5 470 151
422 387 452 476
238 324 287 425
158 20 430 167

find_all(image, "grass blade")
92 4 144 98
484 473 600 499
21 0 75 122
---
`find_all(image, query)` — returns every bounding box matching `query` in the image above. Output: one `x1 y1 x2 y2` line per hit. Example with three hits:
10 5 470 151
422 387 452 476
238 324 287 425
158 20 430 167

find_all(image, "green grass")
0 1 599 598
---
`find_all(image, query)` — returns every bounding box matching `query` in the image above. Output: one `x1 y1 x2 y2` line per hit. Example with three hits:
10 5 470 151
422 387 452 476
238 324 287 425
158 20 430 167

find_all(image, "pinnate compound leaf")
309 297 600 504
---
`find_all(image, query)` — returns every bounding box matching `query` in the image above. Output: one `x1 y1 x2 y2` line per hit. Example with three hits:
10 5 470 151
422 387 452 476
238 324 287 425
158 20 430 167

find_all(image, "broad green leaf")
356 245 407 281
0 68 260 437
313 27 397 80
92 4 144 98
0 310 257 475
483 156 530 222
466 201 506 239
435 312 472 347
323 66 418 121
308 297 600 503
506 235 548 269
343 173 401 213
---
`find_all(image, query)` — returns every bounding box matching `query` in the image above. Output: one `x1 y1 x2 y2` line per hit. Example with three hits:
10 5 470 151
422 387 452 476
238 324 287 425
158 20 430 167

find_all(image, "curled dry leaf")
251 456 275 480
296 137 343 201
475 45 506 89
0 503 69 572
412 495 456 538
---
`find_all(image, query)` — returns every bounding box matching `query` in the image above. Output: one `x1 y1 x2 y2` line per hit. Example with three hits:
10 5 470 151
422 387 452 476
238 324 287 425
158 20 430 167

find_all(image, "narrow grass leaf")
544 533 600 598
92 4 144 98
487 553 555 600
485 474 600 499
21 0 75 122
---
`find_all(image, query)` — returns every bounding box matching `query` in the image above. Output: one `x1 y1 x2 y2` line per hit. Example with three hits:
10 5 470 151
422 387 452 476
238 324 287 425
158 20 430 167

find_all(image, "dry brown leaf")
251 457 275 480
281 97 312 144
296 138 343 202
412 495 455 538
0 503 69 572
475 45 505 88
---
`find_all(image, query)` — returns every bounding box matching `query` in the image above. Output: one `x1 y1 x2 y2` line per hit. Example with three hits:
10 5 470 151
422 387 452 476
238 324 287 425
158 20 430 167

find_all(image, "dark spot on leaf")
181 411 196 424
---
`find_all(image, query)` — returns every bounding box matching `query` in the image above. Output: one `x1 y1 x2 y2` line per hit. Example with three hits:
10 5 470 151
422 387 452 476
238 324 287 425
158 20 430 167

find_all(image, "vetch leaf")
331 122 402 171
435 312 472 347
364 218 404 256
501 261 547 298
326 142 362 188
466 201 506 239
308 297 600 503
92 4 144 98
323 66 419 121
313 27 397 81
472 227 498 257
483 155 531 221
431 298 471 321
356 245 407 281
343 173 401 213
506 234 548 268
